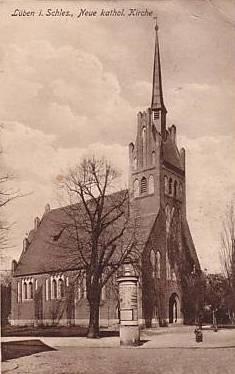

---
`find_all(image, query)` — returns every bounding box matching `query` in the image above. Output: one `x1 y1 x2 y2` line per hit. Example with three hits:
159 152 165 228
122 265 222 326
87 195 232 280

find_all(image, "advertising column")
117 272 140 346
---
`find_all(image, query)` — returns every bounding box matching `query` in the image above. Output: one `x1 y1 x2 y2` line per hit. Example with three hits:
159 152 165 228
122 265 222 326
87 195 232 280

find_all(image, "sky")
0 0 235 273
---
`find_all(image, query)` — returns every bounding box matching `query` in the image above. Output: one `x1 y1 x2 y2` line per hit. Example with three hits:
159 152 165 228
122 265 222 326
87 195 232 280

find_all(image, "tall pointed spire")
151 18 167 113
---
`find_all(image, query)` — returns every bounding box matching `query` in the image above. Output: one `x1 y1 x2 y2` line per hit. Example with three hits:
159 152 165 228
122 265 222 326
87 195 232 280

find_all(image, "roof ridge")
44 188 129 215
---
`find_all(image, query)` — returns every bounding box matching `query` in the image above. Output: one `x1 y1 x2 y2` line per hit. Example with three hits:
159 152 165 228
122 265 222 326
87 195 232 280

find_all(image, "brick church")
11 23 200 328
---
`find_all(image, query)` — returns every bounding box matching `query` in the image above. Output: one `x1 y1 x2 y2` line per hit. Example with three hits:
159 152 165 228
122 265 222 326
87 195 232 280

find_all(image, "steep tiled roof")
182 219 201 271
14 206 78 276
14 190 155 277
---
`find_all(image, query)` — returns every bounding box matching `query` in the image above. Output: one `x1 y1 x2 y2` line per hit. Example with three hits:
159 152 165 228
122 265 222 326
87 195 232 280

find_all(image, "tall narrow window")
142 127 146 145
179 183 183 199
151 151 156 165
174 180 178 198
58 278 65 298
82 275 87 299
17 282 21 303
66 277 69 287
150 250 156 277
156 251 161 279
172 270 177 281
101 286 106 301
169 178 172 195
46 279 49 301
164 176 168 194
165 205 171 234
140 176 147 194
149 175 154 194
23 281 27 300
133 157 137 170
28 281 33 299
52 279 57 300
77 286 81 300
133 179 139 198
142 127 146 166
166 252 171 280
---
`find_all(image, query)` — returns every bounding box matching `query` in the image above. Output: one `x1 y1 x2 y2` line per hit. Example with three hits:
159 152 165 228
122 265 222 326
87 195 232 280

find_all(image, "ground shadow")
138 339 150 346
99 330 119 338
1 339 56 361
2 326 120 338
2 326 88 337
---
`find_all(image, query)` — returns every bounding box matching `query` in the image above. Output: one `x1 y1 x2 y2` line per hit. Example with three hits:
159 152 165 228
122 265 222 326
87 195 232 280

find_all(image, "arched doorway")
169 293 180 323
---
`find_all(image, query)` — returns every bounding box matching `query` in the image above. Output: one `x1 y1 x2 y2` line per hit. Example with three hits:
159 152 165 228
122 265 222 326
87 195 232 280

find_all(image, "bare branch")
55 156 138 337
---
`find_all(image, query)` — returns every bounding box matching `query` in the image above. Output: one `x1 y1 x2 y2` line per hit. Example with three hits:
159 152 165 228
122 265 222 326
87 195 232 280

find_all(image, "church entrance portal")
169 293 179 324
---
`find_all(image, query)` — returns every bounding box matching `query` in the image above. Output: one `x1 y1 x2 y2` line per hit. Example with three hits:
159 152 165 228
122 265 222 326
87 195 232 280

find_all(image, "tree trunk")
87 293 100 338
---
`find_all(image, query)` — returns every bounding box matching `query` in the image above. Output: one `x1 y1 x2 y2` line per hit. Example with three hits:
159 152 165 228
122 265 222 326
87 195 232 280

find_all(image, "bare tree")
220 201 235 322
57 157 138 337
0 270 11 326
0 174 19 250
0 127 20 255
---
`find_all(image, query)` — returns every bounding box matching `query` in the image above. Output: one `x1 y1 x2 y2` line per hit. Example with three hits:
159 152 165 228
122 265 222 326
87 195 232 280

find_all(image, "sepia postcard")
1 0 235 373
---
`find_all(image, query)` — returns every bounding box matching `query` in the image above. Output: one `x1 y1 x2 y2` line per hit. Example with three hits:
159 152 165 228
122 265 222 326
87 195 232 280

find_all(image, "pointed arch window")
140 176 147 194
23 281 27 300
142 127 146 166
150 250 156 277
149 175 154 194
166 252 171 280
165 204 170 228
17 282 21 303
172 270 177 282
82 275 87 299
142 127 146 144
77 286 81 300
169 178 173 195
166 205 175 235
156 251 161 279
52 279 57 300
133 157 137 170
101 286 106 301
164 176 168 194
28 281 33 299
133 179 139 198
58 278 65 299
151 151 156 165
174 180 178 198
46 279 49 301
179 183 183 199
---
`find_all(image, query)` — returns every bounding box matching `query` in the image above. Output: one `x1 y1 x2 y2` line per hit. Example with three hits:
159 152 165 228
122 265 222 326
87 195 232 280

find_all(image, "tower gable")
129 109 161 217
128 20 168 218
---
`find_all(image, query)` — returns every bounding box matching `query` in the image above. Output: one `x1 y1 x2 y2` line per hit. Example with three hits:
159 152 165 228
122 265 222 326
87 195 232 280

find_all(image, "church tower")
129 20 200 326
128 20 186 218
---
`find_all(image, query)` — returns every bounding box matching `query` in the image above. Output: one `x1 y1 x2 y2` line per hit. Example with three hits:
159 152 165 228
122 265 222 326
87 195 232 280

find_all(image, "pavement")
2 325 235 349
1 326 235 374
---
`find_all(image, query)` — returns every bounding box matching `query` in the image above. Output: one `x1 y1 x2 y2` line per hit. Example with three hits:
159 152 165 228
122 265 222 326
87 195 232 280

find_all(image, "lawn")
2 324 119 337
